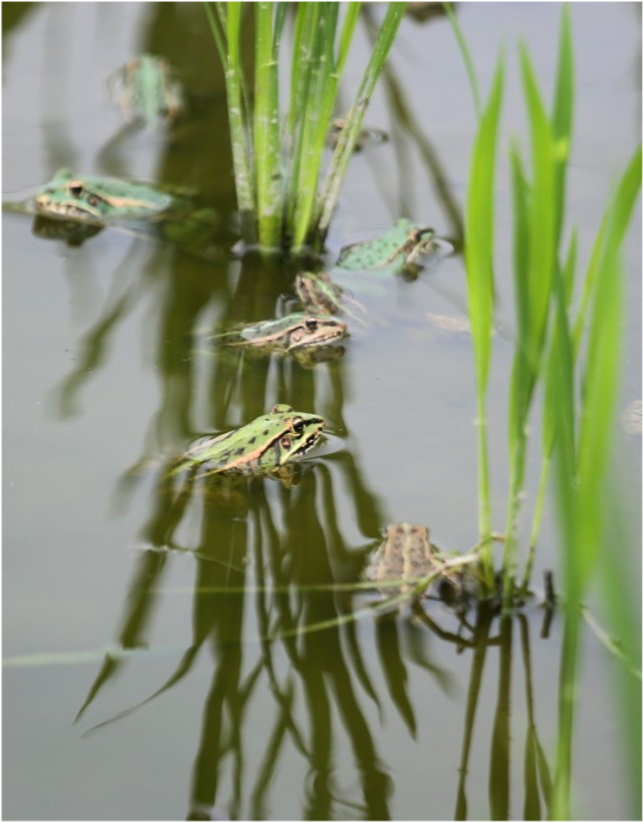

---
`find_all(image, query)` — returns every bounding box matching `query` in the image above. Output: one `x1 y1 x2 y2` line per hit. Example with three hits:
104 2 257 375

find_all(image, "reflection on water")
76 442 556 820
4 3 640 820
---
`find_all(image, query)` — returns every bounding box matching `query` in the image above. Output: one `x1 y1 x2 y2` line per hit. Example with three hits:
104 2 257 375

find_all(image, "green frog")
169 404 325 479
291 220 445 327
6 168 221 259
365 523 478 604
108 54 184 126
34 168 174 223
336 218 436 277
213 312 348 360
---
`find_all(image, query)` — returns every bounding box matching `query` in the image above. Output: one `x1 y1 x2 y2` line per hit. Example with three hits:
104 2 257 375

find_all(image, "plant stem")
254 2 282 249
224 3 257 245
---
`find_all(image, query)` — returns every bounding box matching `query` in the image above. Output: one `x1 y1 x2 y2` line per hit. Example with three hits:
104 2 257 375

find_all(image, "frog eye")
304 318 319 331
291 417 304 434
69 184 84 197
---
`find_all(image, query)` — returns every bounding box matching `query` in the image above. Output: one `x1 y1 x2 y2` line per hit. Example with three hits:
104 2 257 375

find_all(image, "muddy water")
3 4 640 820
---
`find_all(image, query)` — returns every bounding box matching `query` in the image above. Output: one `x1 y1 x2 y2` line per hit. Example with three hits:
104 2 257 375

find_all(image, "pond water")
3 3 641 820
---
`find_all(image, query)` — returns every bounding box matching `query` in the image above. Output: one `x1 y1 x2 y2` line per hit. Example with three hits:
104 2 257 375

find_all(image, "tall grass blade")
548 259 578 822
464 53 504 584
315 2 407 242
443 1 481 120
550 145 639 813
572 145 641 355
290 4 341 248
502 43 559 603
550 3 574 256
254 2 282 248
336 2 362 75
596 484 642 817
222 2 257 243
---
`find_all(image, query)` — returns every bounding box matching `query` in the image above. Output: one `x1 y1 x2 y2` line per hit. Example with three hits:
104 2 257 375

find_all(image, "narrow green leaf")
315 2 407 243
463 52 504 579
254 1 282 248
573 145 641 354
551 4 574 255
336 2 361 77
444 1 481 120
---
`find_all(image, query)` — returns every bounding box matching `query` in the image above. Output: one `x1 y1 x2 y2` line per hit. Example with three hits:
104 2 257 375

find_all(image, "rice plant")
455 4 641 814
204 2 406 252
459 4 640 598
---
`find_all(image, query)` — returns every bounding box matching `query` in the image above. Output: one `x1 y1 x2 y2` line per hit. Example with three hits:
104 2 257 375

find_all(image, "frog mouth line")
288 428 324 458
35 201 101 221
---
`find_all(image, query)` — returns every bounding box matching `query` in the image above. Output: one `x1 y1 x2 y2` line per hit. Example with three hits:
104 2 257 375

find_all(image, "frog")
6 168 222 260
365 523 478 605
293 271 368 326
169 404 325 479
34 168 174 223
212 312 348 361
336 218 437 277
107 54 184 127
326 117 389 152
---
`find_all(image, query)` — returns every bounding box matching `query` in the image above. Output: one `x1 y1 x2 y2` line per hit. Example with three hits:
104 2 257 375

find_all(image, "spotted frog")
169 404 325 479
293 271 368 326
108 54 184 126
6 168 221 259
365 523 477 604
213 312 347 364
336 218 436 277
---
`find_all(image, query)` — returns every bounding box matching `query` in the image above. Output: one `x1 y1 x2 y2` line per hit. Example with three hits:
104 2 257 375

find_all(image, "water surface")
3 3 641 819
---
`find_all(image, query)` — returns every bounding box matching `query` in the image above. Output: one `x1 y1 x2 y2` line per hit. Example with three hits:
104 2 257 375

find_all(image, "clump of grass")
204 2 406 252
458 5 640 599
454 4 641 813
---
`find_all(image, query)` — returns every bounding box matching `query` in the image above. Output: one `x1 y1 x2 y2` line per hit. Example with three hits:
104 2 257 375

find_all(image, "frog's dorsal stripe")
94 193 171 213
66 179 171 214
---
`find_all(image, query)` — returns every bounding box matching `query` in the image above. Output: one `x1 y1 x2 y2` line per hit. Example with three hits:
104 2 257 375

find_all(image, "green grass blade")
220 2 257 242
273 2 288 51
336 2 362 77
203 2 228 68
285 3 319 223
315 2 407 242
443 1 481 120
501 45 558 602
254 2 282 248
290 4 341 247
548 250 578 822
596 485 642 816
572 145 641 354
522 230 577 588
464 53 504 581
551 3 574 254
575 256 624 583
519 43 556 369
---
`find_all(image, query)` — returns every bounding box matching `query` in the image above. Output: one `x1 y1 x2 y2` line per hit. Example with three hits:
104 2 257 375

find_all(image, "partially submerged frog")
34 168 173 223
108 54 184 126
7 168 221 259
336 218 437 277
212 312 348 364
365 523 478 605
169 404 325 479
326 117 389 152
294 271 367 325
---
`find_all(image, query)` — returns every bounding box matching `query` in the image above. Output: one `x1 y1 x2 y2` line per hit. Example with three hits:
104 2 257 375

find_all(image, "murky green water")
3 3 641 820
